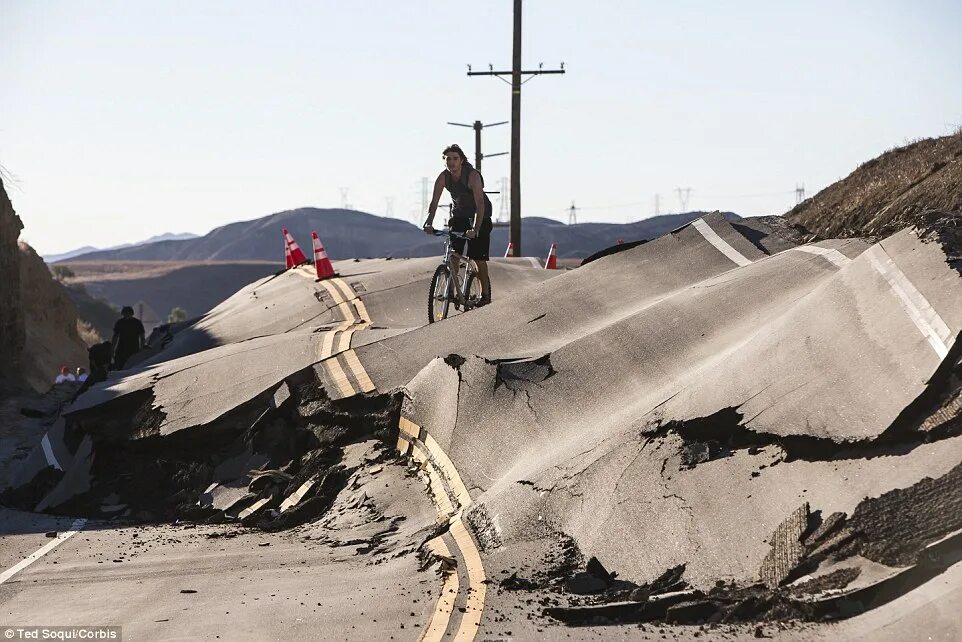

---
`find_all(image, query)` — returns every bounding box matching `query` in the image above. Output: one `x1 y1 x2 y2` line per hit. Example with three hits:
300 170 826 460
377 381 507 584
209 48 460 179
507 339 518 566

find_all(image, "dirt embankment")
0 175 25 392
18 242 88 391
0 175 88 393
787 131 962 239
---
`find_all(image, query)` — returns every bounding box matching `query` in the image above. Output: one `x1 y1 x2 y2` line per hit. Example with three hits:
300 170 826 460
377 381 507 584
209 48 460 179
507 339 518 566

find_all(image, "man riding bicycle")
423 143 493 307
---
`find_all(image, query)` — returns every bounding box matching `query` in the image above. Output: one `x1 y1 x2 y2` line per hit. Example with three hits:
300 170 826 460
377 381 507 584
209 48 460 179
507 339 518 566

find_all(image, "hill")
787 131 962 239
44 232 199 263
60 260 281 323
71 208 740 262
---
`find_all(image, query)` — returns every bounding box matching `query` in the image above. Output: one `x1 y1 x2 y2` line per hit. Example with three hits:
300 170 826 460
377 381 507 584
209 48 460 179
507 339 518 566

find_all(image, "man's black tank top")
444 163 492 219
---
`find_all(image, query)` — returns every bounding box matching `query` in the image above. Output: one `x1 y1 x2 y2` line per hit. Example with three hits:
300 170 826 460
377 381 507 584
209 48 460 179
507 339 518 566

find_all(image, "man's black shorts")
450 215 493 261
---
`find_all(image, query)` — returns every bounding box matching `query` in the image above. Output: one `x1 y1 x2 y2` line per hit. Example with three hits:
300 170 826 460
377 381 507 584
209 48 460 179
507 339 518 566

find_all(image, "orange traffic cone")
504 241 514 258
283 228 309 265
312 231 337 281
545 243 558 270
285 240 293 269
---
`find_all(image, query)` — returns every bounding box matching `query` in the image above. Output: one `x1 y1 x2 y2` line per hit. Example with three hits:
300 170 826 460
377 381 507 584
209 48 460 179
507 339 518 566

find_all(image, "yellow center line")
324 356 357 398
320 329 339 361
399 417 486 642
423 433 472 510
354 298 372 326
451 518 487 641
421 537 461 642
331 277 357 302
343 350 376 393
336 327 357 354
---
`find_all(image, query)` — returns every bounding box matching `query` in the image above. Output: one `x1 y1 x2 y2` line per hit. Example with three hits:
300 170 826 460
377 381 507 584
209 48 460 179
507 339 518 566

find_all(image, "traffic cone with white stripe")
283 228 309 265
312 231 337 281
285 239 293 269
504 241 514 258
545 243 558 270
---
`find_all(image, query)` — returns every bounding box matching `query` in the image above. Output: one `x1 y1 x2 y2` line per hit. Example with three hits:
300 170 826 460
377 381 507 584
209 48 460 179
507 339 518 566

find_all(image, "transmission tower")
568 201 578 225
675 187 692 212
654 193 661 216
385 197 395 217
339 187 352 210
795 183 805 205
496 177 509 223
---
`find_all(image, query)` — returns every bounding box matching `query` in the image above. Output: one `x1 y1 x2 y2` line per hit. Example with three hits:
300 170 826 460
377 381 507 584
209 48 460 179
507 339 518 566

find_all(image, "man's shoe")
476 296 491 307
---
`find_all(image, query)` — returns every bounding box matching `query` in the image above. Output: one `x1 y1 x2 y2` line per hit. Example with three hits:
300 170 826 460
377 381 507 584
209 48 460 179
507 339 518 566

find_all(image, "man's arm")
467 172 486 237
423 173 446 231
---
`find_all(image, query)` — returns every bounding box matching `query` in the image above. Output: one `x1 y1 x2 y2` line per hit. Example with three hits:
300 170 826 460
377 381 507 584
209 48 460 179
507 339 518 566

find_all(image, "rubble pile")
2 365 404 532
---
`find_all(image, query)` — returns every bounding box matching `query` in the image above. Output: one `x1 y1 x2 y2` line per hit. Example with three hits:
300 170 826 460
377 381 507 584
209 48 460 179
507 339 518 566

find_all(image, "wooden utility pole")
447 120 508 170
467 0 564 256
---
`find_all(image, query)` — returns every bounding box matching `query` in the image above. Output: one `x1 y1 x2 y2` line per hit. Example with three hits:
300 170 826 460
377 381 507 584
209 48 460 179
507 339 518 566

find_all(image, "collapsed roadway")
2 212 961 640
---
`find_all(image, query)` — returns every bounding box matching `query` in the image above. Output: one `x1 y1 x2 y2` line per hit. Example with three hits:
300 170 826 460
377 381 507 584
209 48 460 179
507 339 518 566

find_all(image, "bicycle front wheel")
428 264 452 323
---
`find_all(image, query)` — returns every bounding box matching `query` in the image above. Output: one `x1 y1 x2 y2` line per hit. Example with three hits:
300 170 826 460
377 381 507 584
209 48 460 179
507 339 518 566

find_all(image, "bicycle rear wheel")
428 264 452 323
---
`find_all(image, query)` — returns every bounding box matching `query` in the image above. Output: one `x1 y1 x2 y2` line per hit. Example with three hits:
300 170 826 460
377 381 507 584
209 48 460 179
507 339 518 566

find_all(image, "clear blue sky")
2 0 961 254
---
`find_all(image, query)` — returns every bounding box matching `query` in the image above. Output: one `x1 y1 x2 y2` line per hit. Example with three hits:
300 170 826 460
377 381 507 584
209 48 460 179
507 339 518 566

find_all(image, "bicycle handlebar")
430 229 469 240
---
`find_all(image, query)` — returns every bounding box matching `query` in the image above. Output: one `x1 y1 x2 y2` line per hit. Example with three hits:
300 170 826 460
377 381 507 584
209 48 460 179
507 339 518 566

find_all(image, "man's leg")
476 260 491 301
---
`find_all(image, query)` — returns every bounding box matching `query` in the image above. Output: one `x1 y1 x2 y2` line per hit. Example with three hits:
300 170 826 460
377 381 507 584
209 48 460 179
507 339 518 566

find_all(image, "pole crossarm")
467 69 565 76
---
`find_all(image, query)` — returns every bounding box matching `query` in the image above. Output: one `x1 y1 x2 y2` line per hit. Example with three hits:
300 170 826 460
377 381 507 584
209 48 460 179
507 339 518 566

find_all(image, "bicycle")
427 229 483 323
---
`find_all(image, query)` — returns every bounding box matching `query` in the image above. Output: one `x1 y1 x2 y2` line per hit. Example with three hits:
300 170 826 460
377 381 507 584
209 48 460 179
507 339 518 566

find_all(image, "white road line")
792 244 852 268
690 218 753 267
527 257 541 269
40 434 63 471
867 245 954 359
0 518 86 585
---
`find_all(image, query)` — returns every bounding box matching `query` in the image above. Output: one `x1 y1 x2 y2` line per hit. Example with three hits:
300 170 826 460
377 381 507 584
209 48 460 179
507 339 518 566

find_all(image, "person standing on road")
422 143 493 306
112 305 145 369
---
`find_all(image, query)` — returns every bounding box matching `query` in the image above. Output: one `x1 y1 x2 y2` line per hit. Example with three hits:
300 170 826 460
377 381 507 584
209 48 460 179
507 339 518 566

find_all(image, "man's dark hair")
121 306 134 316
443 144 468 164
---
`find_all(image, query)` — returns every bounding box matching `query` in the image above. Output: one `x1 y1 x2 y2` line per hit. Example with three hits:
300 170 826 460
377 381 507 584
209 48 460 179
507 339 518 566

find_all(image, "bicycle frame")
433 229 477 319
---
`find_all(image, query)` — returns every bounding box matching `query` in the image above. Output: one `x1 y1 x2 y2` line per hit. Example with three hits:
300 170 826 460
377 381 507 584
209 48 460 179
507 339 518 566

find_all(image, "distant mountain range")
45 232 199 263
66 209 741 262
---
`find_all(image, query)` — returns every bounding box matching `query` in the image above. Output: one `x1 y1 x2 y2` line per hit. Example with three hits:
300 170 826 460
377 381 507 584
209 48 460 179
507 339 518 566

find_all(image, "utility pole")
675 187 692 213
568 201 578 225
467 0 565 256
795 183 805 205
447 120 508 170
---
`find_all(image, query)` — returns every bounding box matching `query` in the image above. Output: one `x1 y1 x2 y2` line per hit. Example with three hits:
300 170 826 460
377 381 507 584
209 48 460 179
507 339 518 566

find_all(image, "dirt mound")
787 132 962 239
17 242 88 392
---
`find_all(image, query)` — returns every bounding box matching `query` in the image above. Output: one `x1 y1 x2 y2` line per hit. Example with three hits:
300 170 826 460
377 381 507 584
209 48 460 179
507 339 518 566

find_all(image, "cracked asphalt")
3 214 962 640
